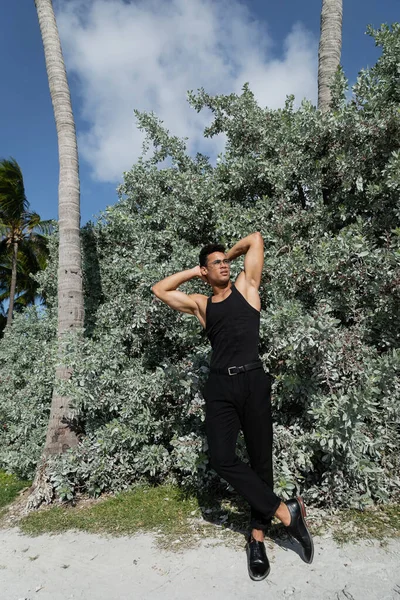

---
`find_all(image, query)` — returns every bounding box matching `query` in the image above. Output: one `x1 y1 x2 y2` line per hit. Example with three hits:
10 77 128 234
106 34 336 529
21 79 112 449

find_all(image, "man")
152 232 313 581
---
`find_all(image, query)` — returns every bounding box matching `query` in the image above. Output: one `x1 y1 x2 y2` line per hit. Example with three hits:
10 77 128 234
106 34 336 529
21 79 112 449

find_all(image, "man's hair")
199 243 226 267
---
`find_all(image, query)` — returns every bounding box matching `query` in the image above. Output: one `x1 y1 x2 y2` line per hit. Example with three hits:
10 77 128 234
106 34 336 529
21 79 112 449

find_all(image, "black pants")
203 367 281 531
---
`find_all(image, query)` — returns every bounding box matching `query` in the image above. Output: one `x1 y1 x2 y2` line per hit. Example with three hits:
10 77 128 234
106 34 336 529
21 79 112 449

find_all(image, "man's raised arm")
226 232 264 289
151 267 203 316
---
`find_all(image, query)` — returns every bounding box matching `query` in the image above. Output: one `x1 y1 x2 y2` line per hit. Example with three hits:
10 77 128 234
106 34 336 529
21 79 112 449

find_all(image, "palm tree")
318 0 343 111
0 232 49 323
0 158 52 327
29 0 84 507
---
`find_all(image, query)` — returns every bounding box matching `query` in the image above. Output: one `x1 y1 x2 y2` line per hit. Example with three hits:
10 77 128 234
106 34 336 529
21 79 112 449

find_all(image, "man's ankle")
274 501 291 527
251 528 265 542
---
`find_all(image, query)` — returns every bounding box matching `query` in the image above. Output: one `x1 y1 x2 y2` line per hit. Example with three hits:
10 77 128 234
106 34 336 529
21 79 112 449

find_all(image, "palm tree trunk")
30 0 84 507
6 242 18 326
318 0 343 112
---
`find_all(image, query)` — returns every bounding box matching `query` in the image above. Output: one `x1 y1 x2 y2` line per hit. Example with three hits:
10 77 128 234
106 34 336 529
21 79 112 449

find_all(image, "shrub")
1 24 400 508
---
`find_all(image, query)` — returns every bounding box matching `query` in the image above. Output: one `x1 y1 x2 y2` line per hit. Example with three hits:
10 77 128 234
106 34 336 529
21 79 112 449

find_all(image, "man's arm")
151 267 204 316
226 232 264 289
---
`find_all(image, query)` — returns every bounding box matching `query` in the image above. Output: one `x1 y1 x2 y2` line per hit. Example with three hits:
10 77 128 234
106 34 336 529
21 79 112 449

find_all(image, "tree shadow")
179 483 306 561
196 486 250 538
81 222 104 337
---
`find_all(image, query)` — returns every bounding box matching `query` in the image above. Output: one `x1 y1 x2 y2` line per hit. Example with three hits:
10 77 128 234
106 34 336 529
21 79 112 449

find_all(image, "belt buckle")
228 366 237 376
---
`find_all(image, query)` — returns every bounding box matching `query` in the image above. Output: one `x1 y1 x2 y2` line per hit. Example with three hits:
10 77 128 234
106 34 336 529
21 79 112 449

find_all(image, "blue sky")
1 0 398 226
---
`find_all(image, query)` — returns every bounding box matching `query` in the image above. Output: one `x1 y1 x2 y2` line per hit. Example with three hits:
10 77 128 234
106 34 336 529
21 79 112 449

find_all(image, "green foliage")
0 307 56 478
1 25 400 509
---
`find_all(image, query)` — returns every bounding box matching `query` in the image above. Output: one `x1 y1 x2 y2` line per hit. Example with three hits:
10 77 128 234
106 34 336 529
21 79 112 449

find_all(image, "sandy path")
0 528 399 600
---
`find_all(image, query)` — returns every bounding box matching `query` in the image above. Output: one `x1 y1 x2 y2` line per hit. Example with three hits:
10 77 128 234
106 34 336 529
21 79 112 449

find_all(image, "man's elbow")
252 232 264 245
151 285 161 298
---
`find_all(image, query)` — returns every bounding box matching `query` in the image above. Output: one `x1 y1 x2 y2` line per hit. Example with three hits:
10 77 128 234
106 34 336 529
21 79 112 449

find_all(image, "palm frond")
0 237 9 255
0 220 10 239
31 218 54 236
19 237 49 271
0 236 48 307
0 158 28 220
24 211 41 230
14 291 34 308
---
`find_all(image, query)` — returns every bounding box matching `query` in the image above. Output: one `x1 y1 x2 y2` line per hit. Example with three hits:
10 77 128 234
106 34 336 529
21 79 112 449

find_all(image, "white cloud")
56 0 317 182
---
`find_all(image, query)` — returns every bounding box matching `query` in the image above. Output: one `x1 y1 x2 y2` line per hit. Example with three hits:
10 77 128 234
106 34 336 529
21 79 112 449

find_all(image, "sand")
0 528 399 600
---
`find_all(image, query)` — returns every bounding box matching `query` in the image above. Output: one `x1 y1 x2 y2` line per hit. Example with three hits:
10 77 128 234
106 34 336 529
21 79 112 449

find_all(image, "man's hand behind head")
194 265 209 284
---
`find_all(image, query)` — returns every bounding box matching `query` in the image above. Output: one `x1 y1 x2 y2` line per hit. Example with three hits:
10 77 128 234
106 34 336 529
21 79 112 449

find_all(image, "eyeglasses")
209 259 231 267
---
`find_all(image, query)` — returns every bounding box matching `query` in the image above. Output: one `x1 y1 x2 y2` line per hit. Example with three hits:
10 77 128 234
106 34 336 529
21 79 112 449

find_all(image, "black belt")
210 361 263 376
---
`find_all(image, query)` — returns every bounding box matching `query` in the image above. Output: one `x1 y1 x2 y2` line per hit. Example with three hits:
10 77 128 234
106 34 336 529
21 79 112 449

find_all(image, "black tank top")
205 283 260 369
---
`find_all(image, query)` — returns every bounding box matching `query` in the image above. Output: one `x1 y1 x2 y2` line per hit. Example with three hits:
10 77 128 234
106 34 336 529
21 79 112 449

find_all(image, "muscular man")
152 232 313 581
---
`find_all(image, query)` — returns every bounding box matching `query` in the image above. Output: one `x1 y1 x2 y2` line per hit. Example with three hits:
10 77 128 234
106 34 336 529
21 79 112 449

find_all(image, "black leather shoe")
285 496 314 564
246 536 271 581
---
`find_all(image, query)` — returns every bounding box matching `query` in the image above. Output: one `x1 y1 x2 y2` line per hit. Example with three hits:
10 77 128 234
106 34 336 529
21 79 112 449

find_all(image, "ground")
1 528 400 600
1 476 399 600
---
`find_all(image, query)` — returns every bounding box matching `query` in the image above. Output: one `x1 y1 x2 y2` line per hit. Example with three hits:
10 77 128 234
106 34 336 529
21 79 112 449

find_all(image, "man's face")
201 251 231 285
